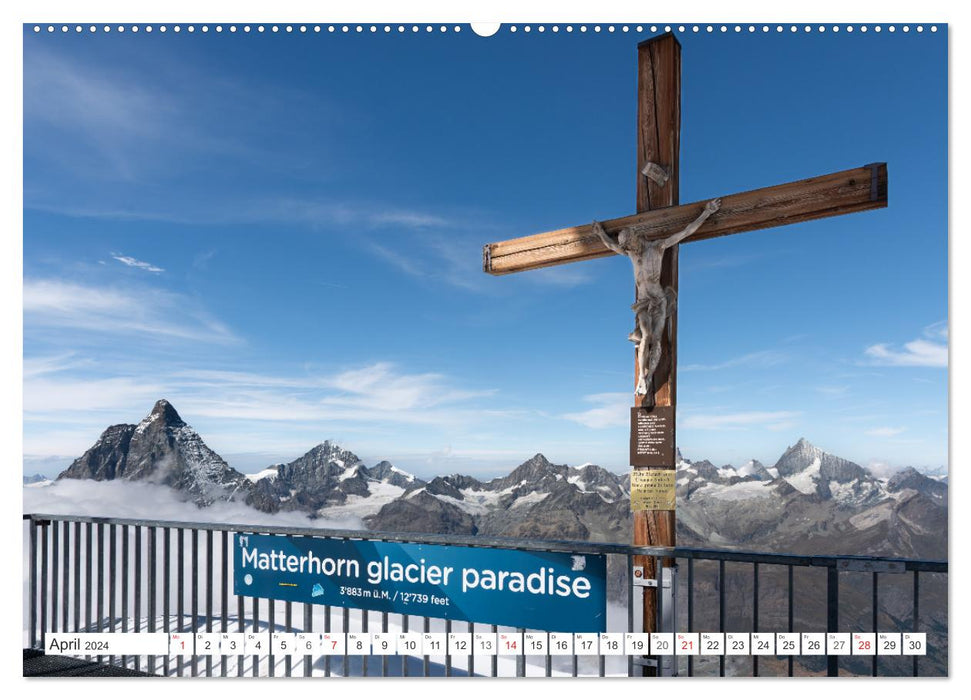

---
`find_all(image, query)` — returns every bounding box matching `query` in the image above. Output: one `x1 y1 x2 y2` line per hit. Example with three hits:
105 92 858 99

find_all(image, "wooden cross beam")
480 34 887 674
483 164 888 276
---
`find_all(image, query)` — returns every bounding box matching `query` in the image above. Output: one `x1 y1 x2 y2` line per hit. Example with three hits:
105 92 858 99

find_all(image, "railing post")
40 521 48 650
827 564 839 677
627 553 634 678
658 563 677 676
28 518 37 649
913 571 920 678
147 526 156 675
686 557 694 677
718 559 725 677
206 529 214 678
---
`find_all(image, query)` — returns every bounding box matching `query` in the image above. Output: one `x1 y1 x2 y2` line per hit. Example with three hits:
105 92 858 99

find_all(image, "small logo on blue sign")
312 583 324 597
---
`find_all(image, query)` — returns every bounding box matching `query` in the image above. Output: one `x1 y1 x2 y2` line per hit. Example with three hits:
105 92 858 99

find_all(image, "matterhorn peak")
139 399 186 429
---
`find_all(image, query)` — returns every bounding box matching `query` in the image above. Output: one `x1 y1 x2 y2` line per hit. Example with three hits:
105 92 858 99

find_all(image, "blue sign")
234 533 606 632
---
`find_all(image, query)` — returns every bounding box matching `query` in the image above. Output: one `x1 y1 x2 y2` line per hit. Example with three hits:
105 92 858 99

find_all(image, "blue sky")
22 24 948 477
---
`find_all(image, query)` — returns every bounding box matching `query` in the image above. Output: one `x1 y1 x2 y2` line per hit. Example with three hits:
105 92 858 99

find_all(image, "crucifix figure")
593 197 721 401
481 34 886 674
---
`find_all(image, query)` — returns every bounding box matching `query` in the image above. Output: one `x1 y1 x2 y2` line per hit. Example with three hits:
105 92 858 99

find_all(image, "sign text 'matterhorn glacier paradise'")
234 533 606 632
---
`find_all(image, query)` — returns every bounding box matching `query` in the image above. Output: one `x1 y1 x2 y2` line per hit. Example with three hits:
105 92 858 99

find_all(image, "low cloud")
22 478 363 531
865 426 906 437
816 385 849 396
681 350 786 372
24 360 501 457
562 393 629 429
527 267 593 287
864 322 948 368
682 410 801 431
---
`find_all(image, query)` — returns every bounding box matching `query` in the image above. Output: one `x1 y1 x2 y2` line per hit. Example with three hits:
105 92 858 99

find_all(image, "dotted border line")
29 24 939 35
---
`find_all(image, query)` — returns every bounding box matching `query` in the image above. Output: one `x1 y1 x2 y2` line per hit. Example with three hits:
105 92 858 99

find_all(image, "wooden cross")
481 34 887 673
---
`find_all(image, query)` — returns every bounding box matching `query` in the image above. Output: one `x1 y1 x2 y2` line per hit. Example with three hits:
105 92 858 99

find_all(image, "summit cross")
481 33 887 674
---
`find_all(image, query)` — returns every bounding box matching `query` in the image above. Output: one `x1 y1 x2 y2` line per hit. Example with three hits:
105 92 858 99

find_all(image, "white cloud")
562 393 629 429
924 320 948 340
24 376 165 415
866 460 910 479
32 198 455 233
22 479 362 531
865 340 947 368
111 253 164 273
865 427 906 437
23 353 89 379
681 350 786 372
816 385 849 396
681 410 801 431
24 47 175 179
24 278 239 344
366 235 490 293
369 231 592 293
23 360 501 457
864 322 948 368
368 242 428 279
527 267 593 287
323 362 491 411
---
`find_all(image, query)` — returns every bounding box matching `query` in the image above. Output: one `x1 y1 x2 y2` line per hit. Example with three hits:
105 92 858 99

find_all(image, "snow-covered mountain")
363 438 945 561
366 454 631 541
58 400 250 507
675 439 946 558
54 400 423 517
245 441 424 519
48 401 946 561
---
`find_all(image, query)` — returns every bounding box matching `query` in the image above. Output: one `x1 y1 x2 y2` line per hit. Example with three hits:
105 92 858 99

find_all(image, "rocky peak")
690 459 723 482
887 467 948 502
738 459 774 481
142 399 184 427
247 441 373 514
775 438 821 476
572 463 618 486
304 441 361 467
367 460 422 489
492 453 569 490
59 400 250 507
423 475 465 500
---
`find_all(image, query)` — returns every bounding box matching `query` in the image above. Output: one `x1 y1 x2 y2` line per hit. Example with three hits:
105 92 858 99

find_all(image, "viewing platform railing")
23 513 947 677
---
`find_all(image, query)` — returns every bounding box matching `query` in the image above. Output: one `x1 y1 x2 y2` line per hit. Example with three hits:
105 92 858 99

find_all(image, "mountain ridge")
51 400 946 561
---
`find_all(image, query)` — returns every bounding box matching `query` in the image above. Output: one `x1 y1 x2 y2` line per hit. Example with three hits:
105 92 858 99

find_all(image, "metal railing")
23 513 947 677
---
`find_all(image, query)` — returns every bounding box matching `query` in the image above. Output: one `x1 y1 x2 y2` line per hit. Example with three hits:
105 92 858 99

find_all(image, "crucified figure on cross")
593 198 721 401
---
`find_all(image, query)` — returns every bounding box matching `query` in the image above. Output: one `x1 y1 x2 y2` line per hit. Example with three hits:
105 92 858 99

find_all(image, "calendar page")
20 0 949 684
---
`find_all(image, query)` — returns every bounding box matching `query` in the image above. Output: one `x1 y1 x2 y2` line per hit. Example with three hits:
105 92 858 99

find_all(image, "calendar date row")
46 631 927 657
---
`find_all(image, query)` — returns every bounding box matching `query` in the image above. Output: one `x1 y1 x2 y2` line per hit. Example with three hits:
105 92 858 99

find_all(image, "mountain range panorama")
54 400 947 560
